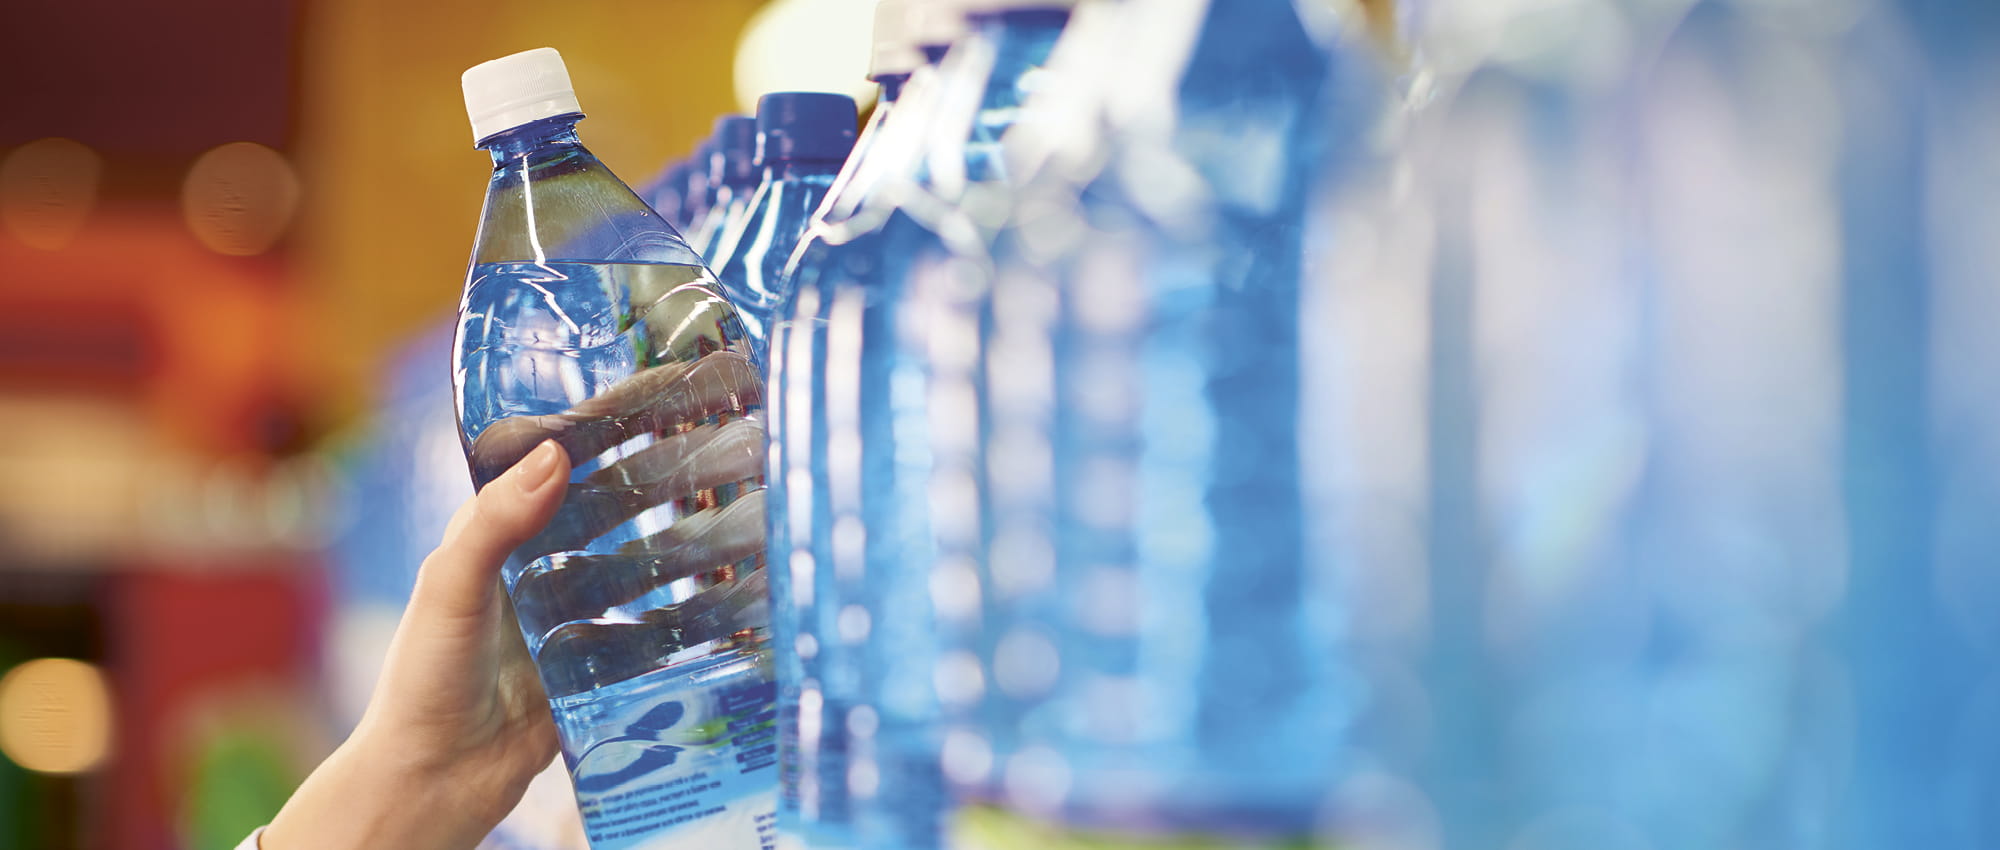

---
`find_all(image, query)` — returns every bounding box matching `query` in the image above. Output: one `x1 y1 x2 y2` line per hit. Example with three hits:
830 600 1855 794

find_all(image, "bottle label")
561 655 780 850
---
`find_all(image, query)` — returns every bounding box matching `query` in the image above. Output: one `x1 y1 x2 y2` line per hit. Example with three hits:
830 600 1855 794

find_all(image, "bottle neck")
874 73 911 103
480 113 586 165
936 8 1069 184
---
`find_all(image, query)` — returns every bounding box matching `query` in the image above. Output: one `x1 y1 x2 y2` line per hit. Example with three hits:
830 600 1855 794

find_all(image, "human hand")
262 439 572 850
262 348 768 850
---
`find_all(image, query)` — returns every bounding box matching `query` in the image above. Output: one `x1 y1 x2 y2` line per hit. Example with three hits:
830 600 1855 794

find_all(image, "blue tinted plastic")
683 141 716 233
453 112 776 850
646 161 690 230
766 10 1070 850
760 74 907 850
756 91 862 164
1389 3 1879 847
710 93 858 356
1347 1 1972 847
712 162 846 357
968 0 1352 837
696 115 761 261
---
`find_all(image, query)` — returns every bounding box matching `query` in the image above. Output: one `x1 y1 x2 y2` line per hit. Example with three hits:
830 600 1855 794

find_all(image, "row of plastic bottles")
437 0 2000 848
768 3 1353 849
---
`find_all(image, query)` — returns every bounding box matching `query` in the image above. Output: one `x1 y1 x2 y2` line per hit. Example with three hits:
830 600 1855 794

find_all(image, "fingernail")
512 440 563 496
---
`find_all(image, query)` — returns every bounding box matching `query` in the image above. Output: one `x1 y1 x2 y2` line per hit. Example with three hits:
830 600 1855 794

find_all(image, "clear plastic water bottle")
960 0 1358 842
808 0 968 230
453 48 776 850
931 0 1115 806
768 3 1073 848
1380 0 1854 846
709 92 858 356
694 116 760 262
839 0 928 192
1846 3 2000 846
760 5 938 847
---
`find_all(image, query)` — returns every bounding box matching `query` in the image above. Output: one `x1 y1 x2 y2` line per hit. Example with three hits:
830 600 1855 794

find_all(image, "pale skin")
262 438 572 849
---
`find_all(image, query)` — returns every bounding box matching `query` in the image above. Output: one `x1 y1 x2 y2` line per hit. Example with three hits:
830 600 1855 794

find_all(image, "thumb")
413 439 571 624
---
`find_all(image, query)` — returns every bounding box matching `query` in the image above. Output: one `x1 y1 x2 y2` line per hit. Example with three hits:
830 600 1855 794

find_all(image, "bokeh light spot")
0 138 102 251
733 0 879 114
0 658 114 775
181 141 300 256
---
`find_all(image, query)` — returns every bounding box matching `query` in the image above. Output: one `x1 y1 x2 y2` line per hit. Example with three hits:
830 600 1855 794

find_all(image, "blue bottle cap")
708 115 759 188
754 92 859 166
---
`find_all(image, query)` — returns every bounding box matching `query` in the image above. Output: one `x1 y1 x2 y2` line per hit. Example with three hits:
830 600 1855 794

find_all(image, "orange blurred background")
0 1 852 847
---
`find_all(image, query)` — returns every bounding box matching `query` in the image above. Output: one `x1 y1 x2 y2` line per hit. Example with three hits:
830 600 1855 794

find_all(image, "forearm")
262 730 497 850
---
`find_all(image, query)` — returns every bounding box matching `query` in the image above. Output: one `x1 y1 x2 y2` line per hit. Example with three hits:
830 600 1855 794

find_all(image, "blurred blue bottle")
452 48 776 850
1391 0 1857 846
648 160 691 231
807 0 968 228
762 5 937 848
835 0 928 200
683 142 716 234
770 2 1073 848
709 92 858 356
964 0 1356 842
928 0 1118 796
1834 0 1999 845
694 115 760 262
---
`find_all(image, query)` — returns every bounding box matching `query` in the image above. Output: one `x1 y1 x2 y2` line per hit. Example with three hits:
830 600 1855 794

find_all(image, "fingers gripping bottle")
453 48 778 850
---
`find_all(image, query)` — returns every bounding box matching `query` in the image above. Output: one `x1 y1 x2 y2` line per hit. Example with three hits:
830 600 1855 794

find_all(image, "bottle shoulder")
473 149 703 267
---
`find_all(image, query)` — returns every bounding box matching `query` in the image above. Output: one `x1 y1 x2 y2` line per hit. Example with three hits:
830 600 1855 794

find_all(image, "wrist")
264 732 487 850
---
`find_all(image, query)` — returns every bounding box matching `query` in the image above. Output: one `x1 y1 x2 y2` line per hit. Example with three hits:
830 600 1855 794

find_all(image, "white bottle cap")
870 0 925 79
462 47 584 144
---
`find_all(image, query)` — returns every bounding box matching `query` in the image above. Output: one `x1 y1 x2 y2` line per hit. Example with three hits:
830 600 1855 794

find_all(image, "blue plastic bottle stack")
1284 0 2000 846
766 4 1071 849
1839 0 2000 845
710 92 859 356
451 48 776 850
960 0 1359 839
820 0 925 216
801 1 962 239
936 0 1091 814
414 3 2000 850
761 4 932 847
1378 1 1854 846
695 116 761 262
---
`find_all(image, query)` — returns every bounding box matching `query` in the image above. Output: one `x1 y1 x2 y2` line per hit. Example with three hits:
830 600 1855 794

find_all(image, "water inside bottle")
456 258 776 849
